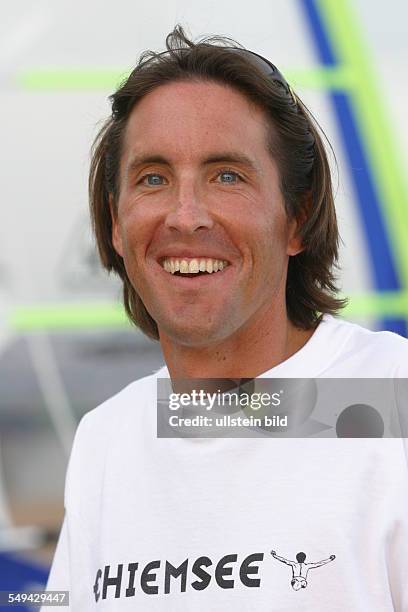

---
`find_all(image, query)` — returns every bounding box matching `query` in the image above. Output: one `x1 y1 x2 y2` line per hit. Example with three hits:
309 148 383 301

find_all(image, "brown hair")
89 25 347 340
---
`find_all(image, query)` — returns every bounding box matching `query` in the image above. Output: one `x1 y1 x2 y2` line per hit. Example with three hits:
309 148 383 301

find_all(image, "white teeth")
180 260 189 273
161 257 229 274
189 259 199 273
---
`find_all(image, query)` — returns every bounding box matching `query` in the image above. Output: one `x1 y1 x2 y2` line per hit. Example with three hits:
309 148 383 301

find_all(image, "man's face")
111 80 301 346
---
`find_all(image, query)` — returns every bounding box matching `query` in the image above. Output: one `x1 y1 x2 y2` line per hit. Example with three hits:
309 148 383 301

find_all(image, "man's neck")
159 310 316 379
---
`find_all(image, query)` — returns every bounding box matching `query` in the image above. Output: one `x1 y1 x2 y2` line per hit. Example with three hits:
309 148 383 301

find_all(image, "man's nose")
164 182 214 233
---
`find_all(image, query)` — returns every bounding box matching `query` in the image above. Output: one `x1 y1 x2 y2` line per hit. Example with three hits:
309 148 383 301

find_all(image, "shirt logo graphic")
270 549 336 591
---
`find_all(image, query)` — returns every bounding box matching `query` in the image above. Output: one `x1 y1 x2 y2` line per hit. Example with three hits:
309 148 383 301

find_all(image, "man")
270 550 336 591
44 26 408 610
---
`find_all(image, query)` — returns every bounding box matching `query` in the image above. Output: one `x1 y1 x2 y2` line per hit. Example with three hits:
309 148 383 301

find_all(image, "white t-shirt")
43 315 408 611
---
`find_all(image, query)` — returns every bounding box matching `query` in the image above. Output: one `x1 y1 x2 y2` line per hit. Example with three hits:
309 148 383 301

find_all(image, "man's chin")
158 319 231 348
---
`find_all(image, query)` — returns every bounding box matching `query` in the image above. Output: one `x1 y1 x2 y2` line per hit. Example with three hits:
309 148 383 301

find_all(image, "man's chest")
78 439 401 610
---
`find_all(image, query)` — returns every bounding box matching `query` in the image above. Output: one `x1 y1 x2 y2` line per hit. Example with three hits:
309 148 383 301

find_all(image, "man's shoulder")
63 365 168 511
337 317 408 352
325 316 408 375
75 366 166 439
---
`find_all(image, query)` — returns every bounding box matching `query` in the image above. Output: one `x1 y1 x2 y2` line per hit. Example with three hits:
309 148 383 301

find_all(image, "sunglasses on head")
228 47 297 106
112 46 298 120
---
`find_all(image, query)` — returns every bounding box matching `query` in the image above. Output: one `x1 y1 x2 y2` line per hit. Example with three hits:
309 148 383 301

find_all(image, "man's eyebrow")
202 152 260 173
126 152 261 175
126 155 169 176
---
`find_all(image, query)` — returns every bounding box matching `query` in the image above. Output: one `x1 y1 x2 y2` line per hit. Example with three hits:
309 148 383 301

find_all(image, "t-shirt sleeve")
41 413 97 610
44 514 70 593
41 509 95 611
387 482 408 610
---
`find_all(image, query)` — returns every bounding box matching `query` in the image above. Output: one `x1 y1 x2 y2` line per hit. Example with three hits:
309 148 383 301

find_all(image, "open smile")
160 256 229 275
155 256 233 287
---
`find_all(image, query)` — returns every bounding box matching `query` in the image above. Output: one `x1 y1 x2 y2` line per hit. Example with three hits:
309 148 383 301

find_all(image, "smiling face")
111 80 301 347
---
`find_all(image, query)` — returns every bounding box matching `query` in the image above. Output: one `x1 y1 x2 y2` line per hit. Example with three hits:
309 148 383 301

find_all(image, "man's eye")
139 171 241 186
140 174 166 186
216 170 242 184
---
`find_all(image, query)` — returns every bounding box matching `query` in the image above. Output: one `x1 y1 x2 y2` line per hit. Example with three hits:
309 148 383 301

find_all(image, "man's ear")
287 218 304 256
109 194 124 257
286 191 310 256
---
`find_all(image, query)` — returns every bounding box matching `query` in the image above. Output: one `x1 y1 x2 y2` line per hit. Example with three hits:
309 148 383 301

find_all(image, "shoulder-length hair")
89 25 346 340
